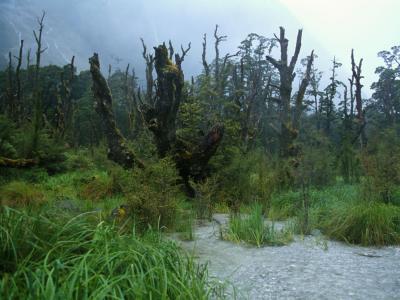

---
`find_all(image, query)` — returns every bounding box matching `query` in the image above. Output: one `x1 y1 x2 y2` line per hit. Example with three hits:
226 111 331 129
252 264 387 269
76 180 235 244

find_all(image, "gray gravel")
173 214 400 300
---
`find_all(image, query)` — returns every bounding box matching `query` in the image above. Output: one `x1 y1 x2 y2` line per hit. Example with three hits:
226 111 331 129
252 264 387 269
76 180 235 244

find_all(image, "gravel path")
173 214 400 300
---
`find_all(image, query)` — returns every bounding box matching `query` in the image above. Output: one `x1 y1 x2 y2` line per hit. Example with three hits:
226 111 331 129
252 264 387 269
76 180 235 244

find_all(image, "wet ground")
172 214 400 300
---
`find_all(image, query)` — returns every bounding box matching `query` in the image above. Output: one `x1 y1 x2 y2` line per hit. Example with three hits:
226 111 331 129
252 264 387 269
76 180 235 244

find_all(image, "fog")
1 0 399 94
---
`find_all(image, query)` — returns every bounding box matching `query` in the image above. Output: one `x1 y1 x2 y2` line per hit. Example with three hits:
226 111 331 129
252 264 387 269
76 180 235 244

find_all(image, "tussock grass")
313 201 400 246
225 203 293 247
269 183 400 246
0 181 46 208
0 207 220 299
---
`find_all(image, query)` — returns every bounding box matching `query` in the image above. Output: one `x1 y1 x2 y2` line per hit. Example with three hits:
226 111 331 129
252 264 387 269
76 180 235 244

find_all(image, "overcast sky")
2 0 399 95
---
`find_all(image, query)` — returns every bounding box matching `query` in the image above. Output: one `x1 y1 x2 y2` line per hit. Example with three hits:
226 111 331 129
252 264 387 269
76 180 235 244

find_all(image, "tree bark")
351 49 367 147
141 43 224 196
89 53 144 169
266 27 313 158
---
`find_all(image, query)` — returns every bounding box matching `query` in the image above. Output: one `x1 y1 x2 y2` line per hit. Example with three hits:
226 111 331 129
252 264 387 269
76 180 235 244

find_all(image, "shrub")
0 181 46 208
361 129 400 203
64 149 95 170
193 176 218 220
122 158 182 229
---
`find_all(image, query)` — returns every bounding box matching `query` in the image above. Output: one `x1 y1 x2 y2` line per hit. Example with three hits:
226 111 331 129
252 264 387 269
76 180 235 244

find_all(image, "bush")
361 129 400 203
193 176 218 220
64 149 95 170
0 181 46 208
216 150 279 211
122 158 182 229
0 207 220 299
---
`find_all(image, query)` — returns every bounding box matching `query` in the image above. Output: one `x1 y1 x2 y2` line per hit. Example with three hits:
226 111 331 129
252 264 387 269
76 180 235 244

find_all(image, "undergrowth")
0 207 221 299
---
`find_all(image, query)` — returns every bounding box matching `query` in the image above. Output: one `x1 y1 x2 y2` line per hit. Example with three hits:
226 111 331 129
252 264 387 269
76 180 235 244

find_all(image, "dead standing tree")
56 56 75 139
266 27 314 158
89 53 144 169
140 38 155 105
13 40 24 121
351 49 367 147
202 33 210 76
141 43 224 196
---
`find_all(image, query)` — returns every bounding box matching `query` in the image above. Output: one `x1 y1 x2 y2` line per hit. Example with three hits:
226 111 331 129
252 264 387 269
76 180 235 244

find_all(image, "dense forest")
1 10 400 299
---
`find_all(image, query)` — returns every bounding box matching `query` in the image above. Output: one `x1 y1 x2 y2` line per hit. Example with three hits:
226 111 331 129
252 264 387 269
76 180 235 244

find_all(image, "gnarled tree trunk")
89 53 143 169
141 43 224 196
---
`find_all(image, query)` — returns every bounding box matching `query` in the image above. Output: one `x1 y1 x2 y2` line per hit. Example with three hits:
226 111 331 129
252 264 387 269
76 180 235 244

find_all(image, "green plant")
122 157 182 230
314 200 400 245
78 170 122 202
0 181 46 208
193 176 218 220
0 207 222 299
224 203 293 247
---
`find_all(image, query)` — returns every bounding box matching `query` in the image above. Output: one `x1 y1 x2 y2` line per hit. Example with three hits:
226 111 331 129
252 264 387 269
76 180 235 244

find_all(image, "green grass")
268 183 400 246
0 207 221 299
224 203 293 247
312 200 400 246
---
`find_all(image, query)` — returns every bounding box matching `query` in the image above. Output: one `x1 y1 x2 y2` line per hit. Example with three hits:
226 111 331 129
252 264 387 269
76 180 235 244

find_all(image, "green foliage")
0 181 46 208
268 191 300 221
224 203 293 247
361 128 400 203
216 151 275 208
0 208 219 299
269 183 400 245
78 171 122 203
314 200 400 246
122 157 182 229
0 115 17 157
192 176 218 220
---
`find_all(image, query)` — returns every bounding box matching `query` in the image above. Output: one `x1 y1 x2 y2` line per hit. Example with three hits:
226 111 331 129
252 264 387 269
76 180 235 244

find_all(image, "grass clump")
0 181 46 208
224 203 293 247
78 171 121 202
269 184 400 246
0 207 220 299
314 200 400 246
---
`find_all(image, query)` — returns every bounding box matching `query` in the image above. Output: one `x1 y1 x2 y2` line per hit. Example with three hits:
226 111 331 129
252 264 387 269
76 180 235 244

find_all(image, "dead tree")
141 43 224 196
214 25 227 83
30 11 47 157
13 40 24 121
89 53 144 169
56 56 75 139
351 49 367 147
293 51 314 130
33 12 47 85
202 33 210 76
140 38 155 105
6 52 15 118
266 27 314 158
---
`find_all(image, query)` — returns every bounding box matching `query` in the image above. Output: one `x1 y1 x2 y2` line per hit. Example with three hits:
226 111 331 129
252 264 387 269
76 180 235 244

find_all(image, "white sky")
3 0 399 96
276 0 400 94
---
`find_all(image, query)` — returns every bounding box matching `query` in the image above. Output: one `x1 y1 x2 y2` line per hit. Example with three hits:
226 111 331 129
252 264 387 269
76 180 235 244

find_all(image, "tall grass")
225 203 293 247
0 207 220 299
313 201 400 246
268 183 400 246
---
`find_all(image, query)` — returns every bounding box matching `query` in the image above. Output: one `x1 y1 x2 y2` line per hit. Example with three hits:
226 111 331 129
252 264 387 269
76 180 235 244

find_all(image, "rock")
54 197 80 212
310 229 322 236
